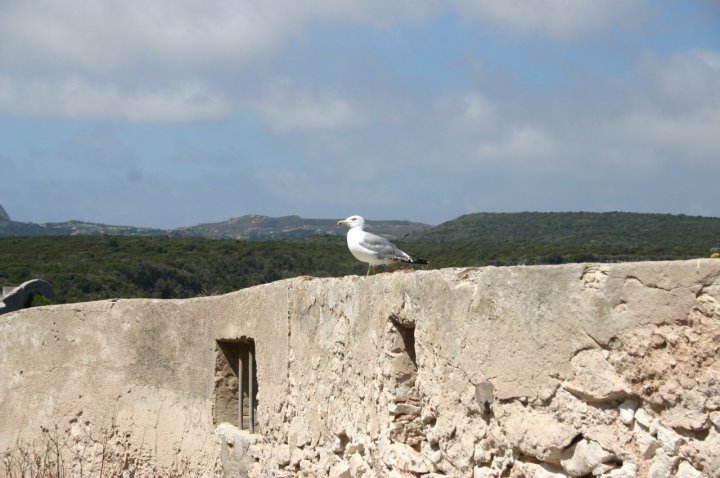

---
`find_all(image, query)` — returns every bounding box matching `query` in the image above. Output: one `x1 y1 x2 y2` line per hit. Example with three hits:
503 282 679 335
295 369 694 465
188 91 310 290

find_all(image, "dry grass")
2 423 127 478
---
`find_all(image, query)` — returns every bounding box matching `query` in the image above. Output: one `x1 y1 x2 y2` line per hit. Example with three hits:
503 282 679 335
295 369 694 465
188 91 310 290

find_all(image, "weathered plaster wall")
1 260 719 477
0 282 291 476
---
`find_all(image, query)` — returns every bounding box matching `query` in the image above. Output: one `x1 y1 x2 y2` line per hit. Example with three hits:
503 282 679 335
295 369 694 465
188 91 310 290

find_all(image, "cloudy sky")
1 1 719 228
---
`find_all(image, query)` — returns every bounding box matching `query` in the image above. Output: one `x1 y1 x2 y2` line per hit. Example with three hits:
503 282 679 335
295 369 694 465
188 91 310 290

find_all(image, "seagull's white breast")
346 228 392 266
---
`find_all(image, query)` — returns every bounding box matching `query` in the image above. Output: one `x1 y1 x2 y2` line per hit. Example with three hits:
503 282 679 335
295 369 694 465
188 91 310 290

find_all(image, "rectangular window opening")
214 338 258 432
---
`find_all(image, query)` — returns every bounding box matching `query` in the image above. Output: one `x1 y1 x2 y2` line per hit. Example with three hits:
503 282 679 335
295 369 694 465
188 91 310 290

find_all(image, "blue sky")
1 0 719 228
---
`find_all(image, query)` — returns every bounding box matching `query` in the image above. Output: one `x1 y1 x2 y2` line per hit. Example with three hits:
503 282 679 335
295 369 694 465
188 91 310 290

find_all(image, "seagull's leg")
366 264 371 277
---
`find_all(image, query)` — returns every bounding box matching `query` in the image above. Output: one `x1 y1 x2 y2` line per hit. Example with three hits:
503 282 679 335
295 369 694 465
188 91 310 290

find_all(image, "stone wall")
0 279 55 315
1 260 719 477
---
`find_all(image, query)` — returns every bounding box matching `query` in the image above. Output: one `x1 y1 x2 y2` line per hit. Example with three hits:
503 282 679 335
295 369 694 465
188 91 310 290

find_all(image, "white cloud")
0 76 231 122
252 80 364 131
0 0 437 76
0 1 717 176
316 46 719 187
0 0 659 125
0 0 436 122
435 92 497 133
612 109 720 160
450 0 644 39
475 126 557 164
638 49 720 112
604 49 720 165
3 0 636 86
0 1 285 75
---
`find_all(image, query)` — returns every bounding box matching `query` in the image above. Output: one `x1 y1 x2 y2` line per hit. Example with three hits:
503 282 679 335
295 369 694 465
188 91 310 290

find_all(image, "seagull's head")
337 215 365 229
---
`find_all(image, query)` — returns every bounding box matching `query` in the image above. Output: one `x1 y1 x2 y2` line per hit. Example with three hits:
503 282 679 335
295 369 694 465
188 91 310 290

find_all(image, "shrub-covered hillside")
404 212 720 266
0 236 363 304
2 212 719 304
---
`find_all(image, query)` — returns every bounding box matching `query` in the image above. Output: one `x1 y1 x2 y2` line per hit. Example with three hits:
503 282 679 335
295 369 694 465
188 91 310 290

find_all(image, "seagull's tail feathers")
393 255 429 265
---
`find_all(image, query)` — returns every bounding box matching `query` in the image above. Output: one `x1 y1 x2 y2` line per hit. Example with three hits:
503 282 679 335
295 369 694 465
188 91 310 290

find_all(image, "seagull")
337 215 428 276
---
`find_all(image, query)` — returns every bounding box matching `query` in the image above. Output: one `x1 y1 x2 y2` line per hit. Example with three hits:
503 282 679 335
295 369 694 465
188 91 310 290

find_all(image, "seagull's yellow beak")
337 219 346 226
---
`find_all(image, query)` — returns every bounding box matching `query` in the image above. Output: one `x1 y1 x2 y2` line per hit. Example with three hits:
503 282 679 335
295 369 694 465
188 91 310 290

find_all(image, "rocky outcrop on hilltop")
1 261 718 477
174 214 431 240
0 203 9 221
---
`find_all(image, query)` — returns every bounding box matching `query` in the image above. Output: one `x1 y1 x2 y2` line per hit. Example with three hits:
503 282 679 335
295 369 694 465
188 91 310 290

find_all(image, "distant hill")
0 203 9 221
173 214 431 240
0 219 167 237
2 211 720 305
0 212 430 240
404 211 720 265
2 208 718 261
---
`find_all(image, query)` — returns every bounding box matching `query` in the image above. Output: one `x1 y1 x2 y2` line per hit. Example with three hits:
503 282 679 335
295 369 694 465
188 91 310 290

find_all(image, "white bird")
337 215 428 276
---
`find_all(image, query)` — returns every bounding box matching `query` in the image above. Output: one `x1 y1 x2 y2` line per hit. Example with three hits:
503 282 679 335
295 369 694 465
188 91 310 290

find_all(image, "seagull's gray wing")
359 232 408 260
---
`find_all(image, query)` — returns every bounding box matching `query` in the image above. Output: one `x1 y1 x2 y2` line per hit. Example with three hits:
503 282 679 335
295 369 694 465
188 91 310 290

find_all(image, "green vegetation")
404 212 720 267
1 212 718 304
25 293 55 308
0 235 364 304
